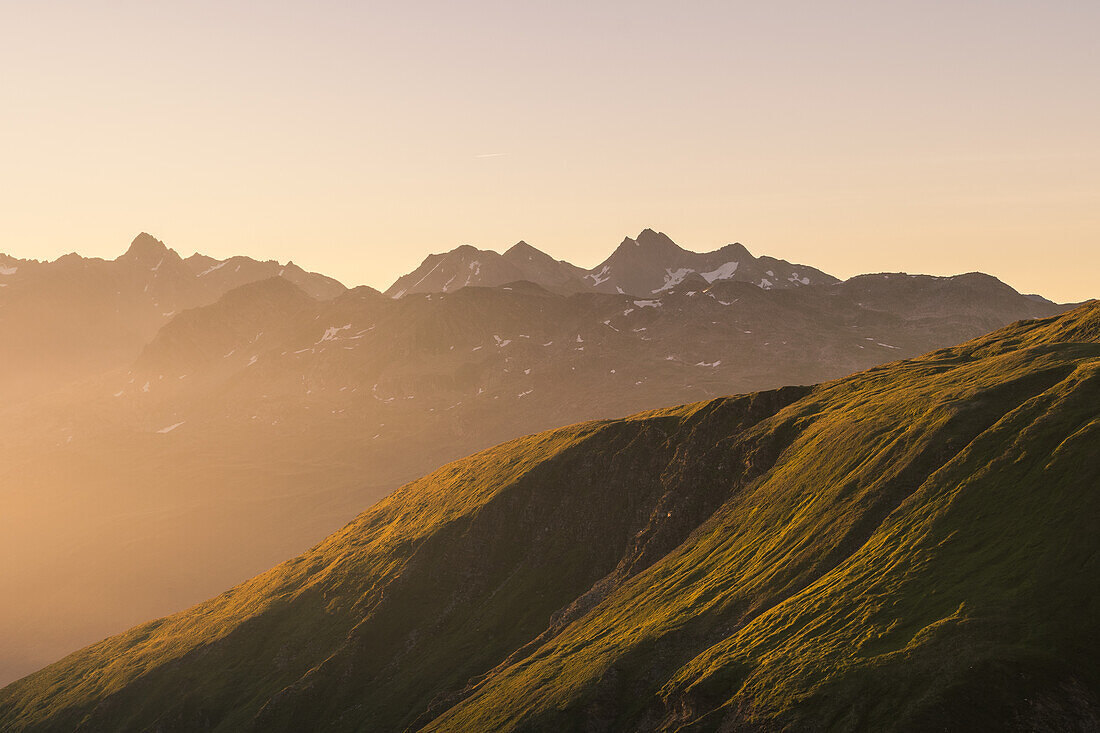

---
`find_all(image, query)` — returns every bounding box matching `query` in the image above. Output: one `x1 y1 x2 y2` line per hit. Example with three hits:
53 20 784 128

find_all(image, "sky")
1 0 1097 302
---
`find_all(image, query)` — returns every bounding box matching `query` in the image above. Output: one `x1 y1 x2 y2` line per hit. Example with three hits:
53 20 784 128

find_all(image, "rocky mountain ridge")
384 228 836 298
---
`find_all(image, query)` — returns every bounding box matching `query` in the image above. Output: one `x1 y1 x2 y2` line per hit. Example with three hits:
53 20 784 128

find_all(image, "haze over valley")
3 266 1096 730
0 229 1070 686
3 2 1098 729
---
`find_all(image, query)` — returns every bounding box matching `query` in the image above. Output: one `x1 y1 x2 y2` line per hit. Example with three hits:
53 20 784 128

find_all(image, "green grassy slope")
430 305 1100 732
2 302 1098 732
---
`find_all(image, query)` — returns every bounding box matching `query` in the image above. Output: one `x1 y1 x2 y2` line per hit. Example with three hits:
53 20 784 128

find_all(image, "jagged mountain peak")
384 240 585 298
382 230 841 298
714 241 752 259
632 227 683 252
120 232 172 262
384 245 506 298
502 240 547 260
582 230 835 295
605 229 683 260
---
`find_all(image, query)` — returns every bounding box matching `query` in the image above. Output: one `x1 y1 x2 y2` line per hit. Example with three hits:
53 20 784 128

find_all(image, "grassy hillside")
2 302 1097 732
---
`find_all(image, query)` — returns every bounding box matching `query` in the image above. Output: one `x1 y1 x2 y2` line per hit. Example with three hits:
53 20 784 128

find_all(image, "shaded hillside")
3 301 1097 732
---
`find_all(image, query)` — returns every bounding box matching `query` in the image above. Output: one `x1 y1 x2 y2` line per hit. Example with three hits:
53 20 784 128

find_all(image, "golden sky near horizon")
1 1 1097 302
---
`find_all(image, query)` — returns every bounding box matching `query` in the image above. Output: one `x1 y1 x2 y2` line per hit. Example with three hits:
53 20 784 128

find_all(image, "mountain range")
3 300 1096 731
0 233 343 401
0 229 1075 687
384 228 834 298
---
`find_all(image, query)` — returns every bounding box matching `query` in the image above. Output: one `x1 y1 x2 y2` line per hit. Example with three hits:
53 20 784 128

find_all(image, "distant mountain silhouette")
384 241 586 297
582 228 836 295
385 229 835 298
0 233 343 401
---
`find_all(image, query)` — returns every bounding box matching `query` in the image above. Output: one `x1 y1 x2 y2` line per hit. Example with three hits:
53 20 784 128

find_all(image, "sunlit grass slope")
2 302 1098 732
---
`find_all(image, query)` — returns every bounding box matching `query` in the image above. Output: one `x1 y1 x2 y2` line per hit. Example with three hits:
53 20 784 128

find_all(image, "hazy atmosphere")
3 0 1098 301
2 2 1097 731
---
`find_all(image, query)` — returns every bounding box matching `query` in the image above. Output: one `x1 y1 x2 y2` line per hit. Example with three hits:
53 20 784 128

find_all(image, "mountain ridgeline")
3 301 1097 732
0 230 1076 687
383 228 835 298
0 233 345 401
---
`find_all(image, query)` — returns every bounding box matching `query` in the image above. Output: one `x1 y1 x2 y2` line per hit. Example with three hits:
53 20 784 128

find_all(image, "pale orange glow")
2 2 1098 301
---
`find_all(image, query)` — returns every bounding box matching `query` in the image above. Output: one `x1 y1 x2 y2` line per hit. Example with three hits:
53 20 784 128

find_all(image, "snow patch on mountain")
655 268 694 292
319 324 352 343
701 261 739 282
587 265 611 286
788 272 811 285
